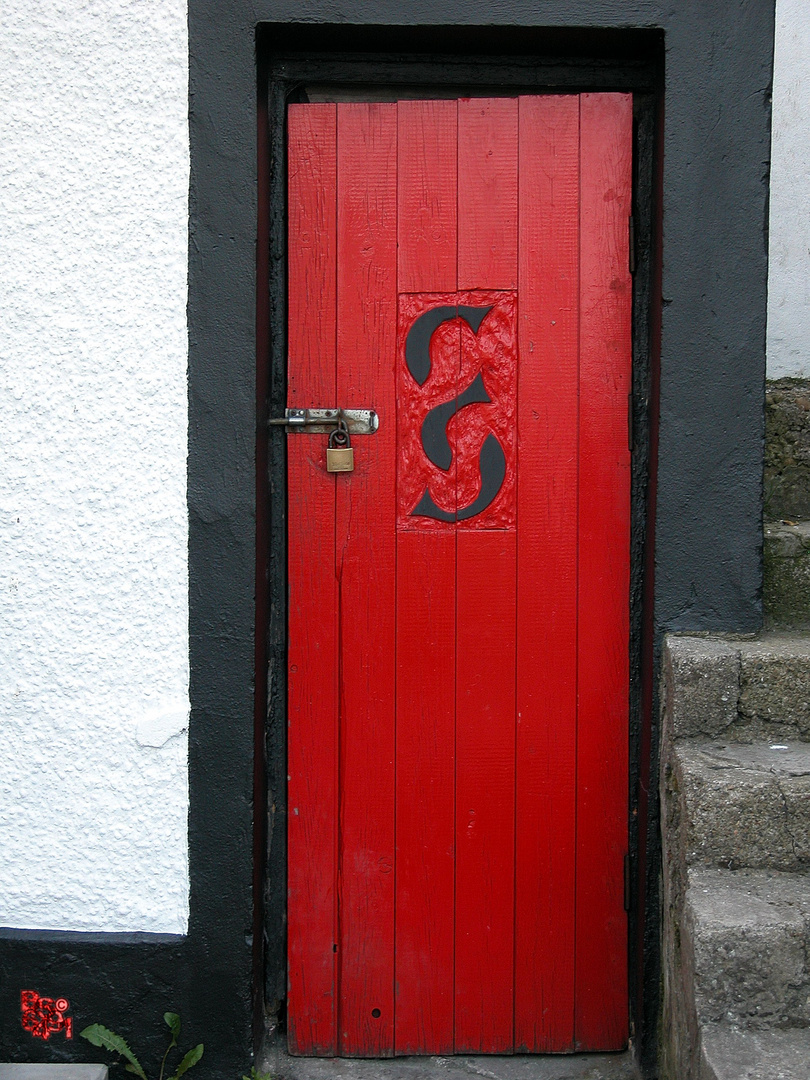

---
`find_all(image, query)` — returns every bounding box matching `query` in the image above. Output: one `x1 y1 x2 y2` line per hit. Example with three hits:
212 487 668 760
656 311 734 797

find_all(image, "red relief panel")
397 291 517 531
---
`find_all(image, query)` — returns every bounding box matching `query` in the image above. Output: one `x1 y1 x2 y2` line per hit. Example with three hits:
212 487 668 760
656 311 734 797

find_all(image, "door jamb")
255 27 664 1055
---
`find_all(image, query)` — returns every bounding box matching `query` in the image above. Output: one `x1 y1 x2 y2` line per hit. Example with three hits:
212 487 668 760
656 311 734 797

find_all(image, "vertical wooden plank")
336 102 398 1058
454 532 517 1054
286 103 338 1056
576 92 633 1050
455 99 518 1053
395 533 456 1054
454 99 519 1053
514 95 580 1053
395 98 457 1056
397 99 457 294
458 98 518 290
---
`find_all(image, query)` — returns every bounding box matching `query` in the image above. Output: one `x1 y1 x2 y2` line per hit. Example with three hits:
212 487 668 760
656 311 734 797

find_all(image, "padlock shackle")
328 417 351 449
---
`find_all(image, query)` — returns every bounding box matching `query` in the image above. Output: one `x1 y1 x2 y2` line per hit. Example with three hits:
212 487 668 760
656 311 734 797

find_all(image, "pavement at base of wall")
257 1031 639 1080
0 1068 107 1080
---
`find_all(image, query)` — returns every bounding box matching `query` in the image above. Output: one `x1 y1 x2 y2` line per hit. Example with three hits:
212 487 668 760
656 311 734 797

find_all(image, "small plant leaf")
164 1012 181 1045
79 1025 147 1080
170 1044 203 1079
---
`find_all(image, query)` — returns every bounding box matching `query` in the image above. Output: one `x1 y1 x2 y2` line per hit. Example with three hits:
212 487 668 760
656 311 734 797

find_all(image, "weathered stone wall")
764 380 810 628
765 379 810 520
764 522 810 629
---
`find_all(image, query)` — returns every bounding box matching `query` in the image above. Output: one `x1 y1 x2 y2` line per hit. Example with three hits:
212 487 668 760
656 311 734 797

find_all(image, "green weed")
80 1012 203 1080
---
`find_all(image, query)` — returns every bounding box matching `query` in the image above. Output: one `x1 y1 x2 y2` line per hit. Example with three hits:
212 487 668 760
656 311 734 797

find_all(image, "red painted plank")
514 94 580 1053
575 92 632 1050
395 99 457 1055
286 103 338 1056
397 99 457 294
395 532 456 1054
458 98 518 290
454 530 517 1054
455 97 518 1053
335 102 398 1058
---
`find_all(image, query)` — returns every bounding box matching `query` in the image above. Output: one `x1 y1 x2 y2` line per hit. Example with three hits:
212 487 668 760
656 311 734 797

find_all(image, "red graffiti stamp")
21 990 73 1040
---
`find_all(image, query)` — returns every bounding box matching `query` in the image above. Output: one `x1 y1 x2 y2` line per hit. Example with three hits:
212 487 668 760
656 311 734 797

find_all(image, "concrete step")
671 740 810 870
700 1023 810 1080
260 1032 639 1079
0 1070 107 1080
687 868 810 1028
660 630 810 1079
764 521 810 629
663 633 810 743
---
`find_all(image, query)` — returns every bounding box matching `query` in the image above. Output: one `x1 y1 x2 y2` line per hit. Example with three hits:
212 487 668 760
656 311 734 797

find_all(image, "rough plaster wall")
0 1 190 932
768 0 810 378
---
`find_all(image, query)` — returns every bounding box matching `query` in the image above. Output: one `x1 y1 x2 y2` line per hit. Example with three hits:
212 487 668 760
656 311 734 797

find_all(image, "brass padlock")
326 421 354 473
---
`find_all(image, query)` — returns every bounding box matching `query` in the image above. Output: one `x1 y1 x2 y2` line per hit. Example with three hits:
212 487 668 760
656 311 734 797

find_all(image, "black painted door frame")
255 25 663 1057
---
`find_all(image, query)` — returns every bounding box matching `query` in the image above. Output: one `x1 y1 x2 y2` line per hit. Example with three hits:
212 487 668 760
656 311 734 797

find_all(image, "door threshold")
258 1032 638 1080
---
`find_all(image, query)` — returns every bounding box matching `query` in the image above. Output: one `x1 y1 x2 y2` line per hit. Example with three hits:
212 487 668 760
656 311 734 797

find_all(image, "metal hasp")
268 408 378 434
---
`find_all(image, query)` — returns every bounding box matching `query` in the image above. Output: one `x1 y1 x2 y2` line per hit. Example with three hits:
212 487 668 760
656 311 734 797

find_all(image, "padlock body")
326 446 354 473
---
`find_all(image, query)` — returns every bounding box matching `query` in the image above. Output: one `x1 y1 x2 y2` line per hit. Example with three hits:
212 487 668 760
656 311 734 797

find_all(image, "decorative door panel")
397 290 517 530
286 95 632 1058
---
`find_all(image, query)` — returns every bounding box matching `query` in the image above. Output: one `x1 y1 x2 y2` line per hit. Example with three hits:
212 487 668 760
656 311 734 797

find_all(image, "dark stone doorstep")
0 1069 106 1080
259 1033 638 1080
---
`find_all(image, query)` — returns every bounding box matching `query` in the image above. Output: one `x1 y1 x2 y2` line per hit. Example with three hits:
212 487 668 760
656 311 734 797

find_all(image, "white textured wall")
0 1 190 932
768 0 810 378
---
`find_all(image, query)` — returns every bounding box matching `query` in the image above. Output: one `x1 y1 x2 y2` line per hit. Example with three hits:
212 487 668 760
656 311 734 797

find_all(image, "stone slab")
258 1035 638 1080
0 1068 107 1080
662 636 741 741
689 740 810 777
662 633 810 743
738 635 810 736
700 1023 810 1080
675 741 810 870
687 868 810 1026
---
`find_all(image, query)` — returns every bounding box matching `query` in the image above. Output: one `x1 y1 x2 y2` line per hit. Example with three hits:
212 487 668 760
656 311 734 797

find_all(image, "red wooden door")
286 95 632 1058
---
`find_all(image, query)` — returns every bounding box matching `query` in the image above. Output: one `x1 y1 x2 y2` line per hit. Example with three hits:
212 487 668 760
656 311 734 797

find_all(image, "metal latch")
268 408 378 435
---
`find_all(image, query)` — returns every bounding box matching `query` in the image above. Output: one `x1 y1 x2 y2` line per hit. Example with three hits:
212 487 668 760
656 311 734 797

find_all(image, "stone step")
661 628 810 1079
687 868 810 1028
764 521 810 629
663 633 810 743
700 1023 810 1080
671 740 810 870
0 1070 107 1080
260 1032 640 1079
